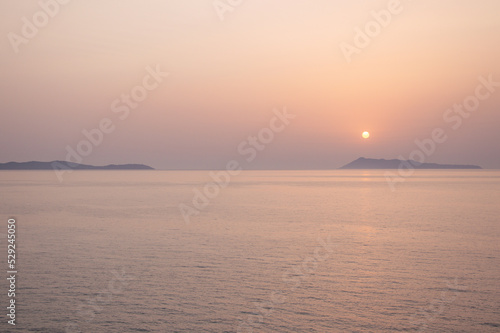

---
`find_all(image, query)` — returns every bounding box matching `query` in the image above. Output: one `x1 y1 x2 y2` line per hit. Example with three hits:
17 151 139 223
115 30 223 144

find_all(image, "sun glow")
362 131 370 139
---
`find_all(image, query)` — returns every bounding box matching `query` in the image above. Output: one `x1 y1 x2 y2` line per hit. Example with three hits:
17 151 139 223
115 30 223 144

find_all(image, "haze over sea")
1 170 499 332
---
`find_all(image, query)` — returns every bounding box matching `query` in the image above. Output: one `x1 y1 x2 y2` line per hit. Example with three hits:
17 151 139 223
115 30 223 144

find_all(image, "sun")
362 131 370 139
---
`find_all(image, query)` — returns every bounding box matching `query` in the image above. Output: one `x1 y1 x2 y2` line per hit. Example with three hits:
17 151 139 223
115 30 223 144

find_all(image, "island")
339 157 481 169
0 161 154 170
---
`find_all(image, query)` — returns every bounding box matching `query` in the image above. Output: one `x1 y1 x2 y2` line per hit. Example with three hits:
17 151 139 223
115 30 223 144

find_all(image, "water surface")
0 170 499 332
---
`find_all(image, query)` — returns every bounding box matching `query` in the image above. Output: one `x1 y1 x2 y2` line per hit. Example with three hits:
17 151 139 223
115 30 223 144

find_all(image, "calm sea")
0 170 499 332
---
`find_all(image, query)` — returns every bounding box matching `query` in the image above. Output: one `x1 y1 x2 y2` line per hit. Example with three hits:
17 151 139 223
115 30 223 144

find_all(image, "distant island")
0 161 154 170
340 157 481 169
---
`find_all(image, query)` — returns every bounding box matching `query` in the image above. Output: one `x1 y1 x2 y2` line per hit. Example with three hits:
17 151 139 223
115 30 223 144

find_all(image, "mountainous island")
0 161 154 170
340 157 481 169
0 159 483 170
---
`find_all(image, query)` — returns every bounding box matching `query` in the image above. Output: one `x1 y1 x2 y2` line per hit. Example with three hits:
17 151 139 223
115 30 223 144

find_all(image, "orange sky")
1 0 499 169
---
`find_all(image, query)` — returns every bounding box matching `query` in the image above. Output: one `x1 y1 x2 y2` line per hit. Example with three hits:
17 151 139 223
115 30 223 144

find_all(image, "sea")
0 170 499 332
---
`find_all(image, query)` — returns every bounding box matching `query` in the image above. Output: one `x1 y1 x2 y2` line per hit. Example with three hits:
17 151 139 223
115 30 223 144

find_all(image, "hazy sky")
1 0 499 169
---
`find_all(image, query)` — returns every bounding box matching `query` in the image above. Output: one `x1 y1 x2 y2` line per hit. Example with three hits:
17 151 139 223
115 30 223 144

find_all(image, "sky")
1 0 499 169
